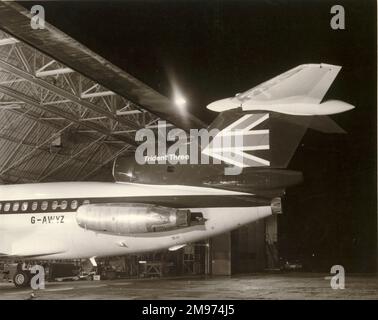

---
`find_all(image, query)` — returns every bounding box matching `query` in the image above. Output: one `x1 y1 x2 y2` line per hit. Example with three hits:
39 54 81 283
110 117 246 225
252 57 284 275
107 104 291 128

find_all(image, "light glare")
174 96 186 107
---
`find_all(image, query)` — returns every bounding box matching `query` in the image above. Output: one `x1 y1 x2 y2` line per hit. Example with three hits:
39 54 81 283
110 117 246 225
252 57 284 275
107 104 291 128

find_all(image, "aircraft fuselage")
0 182 273 260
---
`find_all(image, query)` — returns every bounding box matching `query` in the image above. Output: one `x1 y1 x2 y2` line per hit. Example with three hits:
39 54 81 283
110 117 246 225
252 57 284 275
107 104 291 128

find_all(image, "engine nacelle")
76 203 200 235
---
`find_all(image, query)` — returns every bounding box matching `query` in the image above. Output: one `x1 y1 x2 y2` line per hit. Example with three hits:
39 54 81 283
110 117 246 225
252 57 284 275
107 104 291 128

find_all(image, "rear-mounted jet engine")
76 203 205 235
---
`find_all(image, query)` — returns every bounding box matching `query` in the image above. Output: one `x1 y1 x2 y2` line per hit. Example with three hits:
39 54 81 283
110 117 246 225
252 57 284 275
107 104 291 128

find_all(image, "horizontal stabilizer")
237 63 342 104
207 63 349 115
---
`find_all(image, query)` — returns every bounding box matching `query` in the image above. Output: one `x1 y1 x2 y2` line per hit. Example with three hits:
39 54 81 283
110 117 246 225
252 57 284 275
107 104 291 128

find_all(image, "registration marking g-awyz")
31 215 65 225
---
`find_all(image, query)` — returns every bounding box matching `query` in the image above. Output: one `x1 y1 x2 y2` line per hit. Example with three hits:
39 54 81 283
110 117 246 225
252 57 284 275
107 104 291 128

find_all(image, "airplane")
0 63 354 287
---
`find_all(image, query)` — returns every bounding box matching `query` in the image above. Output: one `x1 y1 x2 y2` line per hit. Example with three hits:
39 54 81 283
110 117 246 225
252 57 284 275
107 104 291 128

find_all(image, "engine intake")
76 203 201 235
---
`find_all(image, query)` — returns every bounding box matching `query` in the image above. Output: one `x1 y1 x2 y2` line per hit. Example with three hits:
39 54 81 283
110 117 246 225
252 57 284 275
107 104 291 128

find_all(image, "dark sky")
21 0 377 271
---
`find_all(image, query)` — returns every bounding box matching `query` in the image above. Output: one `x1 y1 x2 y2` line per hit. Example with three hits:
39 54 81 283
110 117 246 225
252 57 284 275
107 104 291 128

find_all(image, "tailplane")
203 63 354 169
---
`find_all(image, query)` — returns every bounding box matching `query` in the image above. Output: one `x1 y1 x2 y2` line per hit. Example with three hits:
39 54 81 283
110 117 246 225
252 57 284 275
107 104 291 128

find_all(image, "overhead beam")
36 67 74 77
81 91 115 99
116 109 143 115
0 37 18 46
42 99 70 105
0 84 137 146
0 78 26 85
0 103 22 109
0 58 141 130
14 45 30 72
35 59 55 72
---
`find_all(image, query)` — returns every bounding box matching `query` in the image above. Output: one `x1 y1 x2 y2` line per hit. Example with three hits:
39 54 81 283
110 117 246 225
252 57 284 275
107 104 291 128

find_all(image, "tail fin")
203 63 354 169
205 109 346 168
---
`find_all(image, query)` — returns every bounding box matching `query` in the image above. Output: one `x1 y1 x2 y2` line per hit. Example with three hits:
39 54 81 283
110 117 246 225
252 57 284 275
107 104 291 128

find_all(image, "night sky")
21 0 377 272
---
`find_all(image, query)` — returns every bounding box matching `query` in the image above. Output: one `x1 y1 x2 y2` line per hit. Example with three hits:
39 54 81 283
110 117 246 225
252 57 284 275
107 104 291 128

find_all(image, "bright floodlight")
171 81 187 108
174 95 186 107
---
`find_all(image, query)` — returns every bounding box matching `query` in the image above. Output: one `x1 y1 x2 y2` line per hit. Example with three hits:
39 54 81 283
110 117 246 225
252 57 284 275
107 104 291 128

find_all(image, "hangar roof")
0 2 200 184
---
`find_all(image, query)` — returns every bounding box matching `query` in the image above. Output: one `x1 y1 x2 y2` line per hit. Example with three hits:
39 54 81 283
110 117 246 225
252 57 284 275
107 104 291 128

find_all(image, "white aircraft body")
0 182 271 260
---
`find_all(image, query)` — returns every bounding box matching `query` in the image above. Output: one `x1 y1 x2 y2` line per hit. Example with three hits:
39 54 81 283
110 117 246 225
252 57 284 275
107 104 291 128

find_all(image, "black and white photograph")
0 0 376 304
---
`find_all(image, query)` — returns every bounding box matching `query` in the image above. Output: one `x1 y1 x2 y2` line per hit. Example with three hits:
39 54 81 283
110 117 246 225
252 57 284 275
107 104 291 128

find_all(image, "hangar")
0 0 270 279
0 1 376 299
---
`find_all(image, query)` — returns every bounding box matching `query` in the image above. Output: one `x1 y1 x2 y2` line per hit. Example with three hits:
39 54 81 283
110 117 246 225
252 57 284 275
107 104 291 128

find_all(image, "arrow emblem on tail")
202 113 270 168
